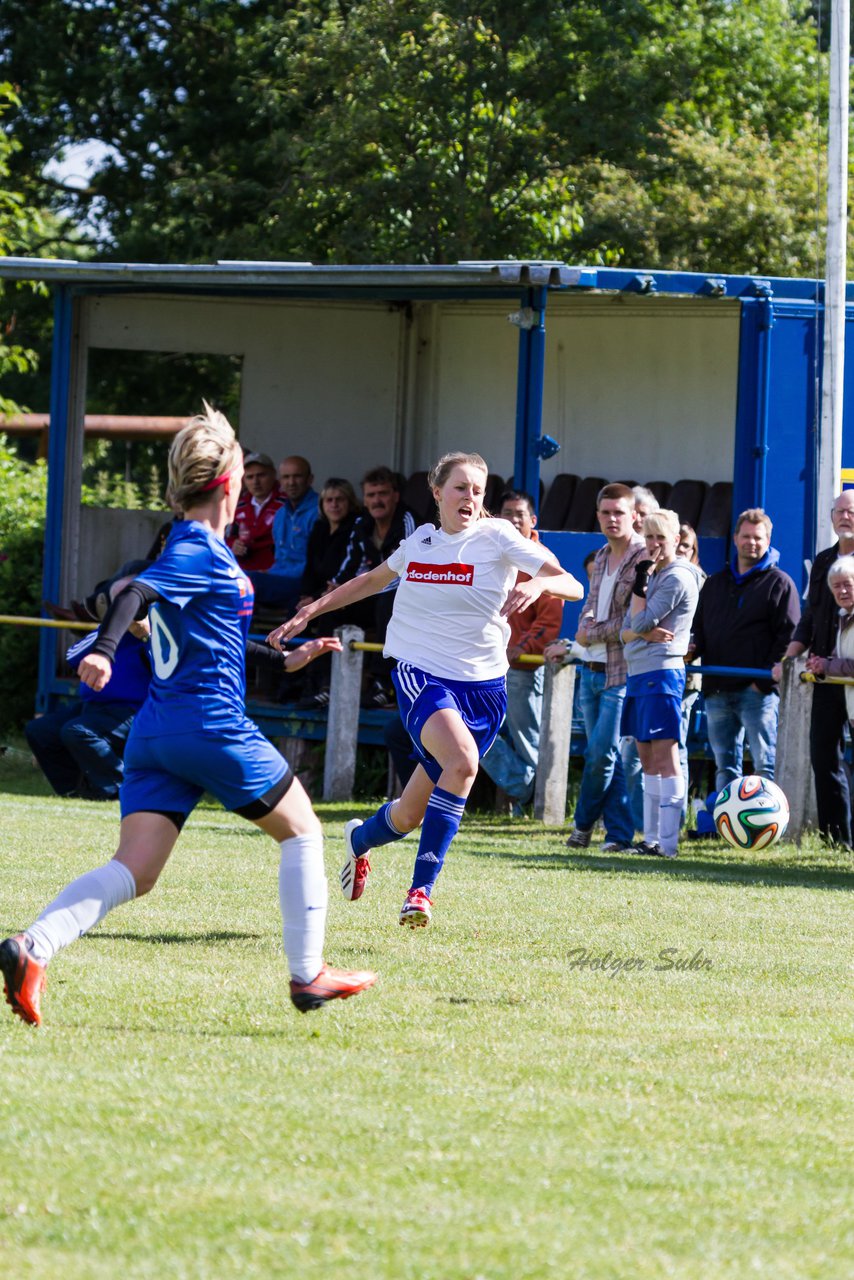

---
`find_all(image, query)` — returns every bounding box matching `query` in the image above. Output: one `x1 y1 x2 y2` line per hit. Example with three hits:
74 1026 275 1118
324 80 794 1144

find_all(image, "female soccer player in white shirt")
269 452 583 928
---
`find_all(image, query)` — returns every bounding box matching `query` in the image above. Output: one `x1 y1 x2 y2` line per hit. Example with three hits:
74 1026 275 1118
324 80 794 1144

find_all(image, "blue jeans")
25 700 136 799
620 736 644 834
573 668 634 845
703 687 779 793
480 667 543 803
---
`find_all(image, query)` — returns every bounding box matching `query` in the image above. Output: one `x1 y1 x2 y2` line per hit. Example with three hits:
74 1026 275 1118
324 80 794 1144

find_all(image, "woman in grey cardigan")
620 508 701 858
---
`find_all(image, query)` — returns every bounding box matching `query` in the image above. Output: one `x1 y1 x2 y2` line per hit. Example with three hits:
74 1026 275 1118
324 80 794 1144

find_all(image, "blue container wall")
733 300 818 592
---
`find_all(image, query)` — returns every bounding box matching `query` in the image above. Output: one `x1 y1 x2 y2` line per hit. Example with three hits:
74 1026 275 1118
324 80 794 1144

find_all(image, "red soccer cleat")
0 934 47 1026
340 819 372 901
399 887 433 929
289 963 377 1013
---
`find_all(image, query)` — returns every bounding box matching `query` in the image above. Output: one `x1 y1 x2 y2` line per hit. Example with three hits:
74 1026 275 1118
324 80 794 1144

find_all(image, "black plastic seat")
696 481 733 538
401 470 433 522
643 480 672 507
484 473 506 512
564 476 606 531
668 479 709 529
538 473 579 529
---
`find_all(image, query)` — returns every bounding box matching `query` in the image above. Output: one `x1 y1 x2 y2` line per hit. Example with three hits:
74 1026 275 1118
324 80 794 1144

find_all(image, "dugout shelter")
0 256 847 712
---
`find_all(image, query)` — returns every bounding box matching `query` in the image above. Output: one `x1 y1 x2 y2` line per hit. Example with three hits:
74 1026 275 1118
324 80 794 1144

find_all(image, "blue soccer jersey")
131 521 255 736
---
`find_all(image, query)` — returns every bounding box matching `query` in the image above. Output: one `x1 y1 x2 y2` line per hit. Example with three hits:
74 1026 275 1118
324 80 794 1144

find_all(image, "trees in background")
0 0 828 275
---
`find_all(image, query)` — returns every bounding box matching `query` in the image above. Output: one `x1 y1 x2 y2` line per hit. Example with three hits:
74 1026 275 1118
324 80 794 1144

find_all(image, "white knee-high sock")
27 860 137 965
658 775 685 855
643 774 662 845
278 834 328 984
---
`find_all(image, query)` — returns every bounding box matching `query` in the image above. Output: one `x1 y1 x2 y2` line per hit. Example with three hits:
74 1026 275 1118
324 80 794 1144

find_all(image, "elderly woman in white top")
805 555 854 720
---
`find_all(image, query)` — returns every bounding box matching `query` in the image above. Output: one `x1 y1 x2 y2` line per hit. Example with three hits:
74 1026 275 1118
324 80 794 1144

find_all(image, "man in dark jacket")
773 489 854 845
689 508 800 793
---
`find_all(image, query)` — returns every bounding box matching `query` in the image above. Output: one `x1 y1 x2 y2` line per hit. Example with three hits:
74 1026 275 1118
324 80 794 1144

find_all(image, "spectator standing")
546 483 646 853
25 631 150 801
689 508 799 794
479 491 563 814
227 452 282 572
250 455 319 611
622 485 664 826
674 523 706 819
332 465 418 706
774 489 854 846
805 556 854 720
620 508 701 858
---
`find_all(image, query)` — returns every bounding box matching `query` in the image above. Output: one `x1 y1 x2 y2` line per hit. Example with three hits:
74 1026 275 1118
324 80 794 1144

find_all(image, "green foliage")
0 1 832 275
0 434 48 731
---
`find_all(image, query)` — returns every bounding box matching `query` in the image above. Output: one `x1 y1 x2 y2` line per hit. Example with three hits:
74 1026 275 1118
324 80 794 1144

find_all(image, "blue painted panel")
735 299 818 595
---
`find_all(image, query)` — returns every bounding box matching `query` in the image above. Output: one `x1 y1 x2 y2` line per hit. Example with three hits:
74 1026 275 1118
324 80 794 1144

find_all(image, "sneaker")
340 819 371 901
602 840 635 853
289 963 377 1013
566 827 592 849
0 934 46 1026
633 840 677 859
399 887 433 928
362 678 392 709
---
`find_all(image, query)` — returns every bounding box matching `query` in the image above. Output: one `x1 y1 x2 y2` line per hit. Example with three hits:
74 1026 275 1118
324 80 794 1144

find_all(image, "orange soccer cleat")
0 934 47 1026
289 963 377 1013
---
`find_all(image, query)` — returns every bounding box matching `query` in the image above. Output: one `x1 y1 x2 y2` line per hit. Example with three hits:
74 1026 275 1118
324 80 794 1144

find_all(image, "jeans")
573 667 634 845
620 736 644 833
704 687 779 793
678 688 701 818
25 700 136 799
480 667 543 803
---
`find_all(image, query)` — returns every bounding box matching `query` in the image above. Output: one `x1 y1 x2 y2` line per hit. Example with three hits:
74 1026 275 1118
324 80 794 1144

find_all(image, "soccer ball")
713 776 789 849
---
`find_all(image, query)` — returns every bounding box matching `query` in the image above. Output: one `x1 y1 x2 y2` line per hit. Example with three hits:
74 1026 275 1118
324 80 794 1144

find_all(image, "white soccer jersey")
384 519 553 681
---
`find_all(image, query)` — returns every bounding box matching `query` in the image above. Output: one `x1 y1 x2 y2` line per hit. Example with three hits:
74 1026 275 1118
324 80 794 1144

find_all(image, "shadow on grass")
91 929 264 945
471 842 853 892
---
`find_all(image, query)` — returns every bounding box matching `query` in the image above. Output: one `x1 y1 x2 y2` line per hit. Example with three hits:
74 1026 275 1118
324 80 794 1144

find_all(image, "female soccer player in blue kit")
1 406 375 1026
269 451 584 928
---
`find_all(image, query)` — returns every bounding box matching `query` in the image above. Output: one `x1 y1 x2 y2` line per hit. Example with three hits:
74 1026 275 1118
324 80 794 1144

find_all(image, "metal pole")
816 0 850 546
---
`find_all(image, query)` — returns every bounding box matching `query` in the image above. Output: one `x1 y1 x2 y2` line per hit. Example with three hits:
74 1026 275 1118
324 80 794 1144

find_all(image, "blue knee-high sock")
410 787 466 897
351 802 407 856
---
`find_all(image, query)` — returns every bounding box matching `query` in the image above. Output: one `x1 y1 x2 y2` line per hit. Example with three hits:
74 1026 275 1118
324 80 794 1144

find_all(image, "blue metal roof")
0 256 832 302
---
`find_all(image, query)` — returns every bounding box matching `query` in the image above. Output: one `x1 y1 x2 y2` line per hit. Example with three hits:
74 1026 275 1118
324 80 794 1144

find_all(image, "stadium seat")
564 475 606 531
538 473 579 529
484 473 506 512
506 475 546 506
402 470 433 521
697 481 733 538
667 479 709 529
644 480 672 507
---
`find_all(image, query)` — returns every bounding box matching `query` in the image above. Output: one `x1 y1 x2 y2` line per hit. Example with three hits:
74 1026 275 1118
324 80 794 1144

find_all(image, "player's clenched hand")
501 578 542 617
78 653 113 691
267 608 310 651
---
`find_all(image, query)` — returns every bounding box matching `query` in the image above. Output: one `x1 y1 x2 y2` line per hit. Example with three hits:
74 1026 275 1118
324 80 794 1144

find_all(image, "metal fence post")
323 625 365 801
775 655 818 841
535 661 576 825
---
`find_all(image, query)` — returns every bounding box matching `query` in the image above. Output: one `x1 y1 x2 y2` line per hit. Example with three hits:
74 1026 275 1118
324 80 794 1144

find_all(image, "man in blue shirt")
249 455 319 611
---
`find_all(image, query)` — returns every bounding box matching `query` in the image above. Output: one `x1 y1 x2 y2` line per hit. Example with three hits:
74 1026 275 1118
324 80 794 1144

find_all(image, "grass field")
0 747 851 1279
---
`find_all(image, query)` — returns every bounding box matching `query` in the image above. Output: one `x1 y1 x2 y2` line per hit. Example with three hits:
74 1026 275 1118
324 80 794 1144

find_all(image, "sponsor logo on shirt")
420 535 432 545
407 561 474 585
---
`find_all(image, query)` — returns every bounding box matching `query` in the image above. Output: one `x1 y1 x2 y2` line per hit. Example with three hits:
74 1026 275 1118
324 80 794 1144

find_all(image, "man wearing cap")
227 452 283 573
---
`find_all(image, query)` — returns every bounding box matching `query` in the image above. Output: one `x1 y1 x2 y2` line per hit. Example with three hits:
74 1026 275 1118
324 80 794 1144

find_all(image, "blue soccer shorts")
621 668 686 743
121 716 290 819
391 660 506 783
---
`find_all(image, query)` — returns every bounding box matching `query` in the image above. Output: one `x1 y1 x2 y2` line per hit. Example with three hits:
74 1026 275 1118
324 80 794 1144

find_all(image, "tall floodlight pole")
816 0 850 547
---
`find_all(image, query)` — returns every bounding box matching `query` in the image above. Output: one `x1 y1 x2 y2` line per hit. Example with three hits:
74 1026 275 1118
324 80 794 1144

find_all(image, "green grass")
0 748 852 1279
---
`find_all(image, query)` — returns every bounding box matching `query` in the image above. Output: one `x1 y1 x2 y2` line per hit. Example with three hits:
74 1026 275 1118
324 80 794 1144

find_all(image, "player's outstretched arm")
284 636 344 672
501 561 583 618
267 563 397 649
